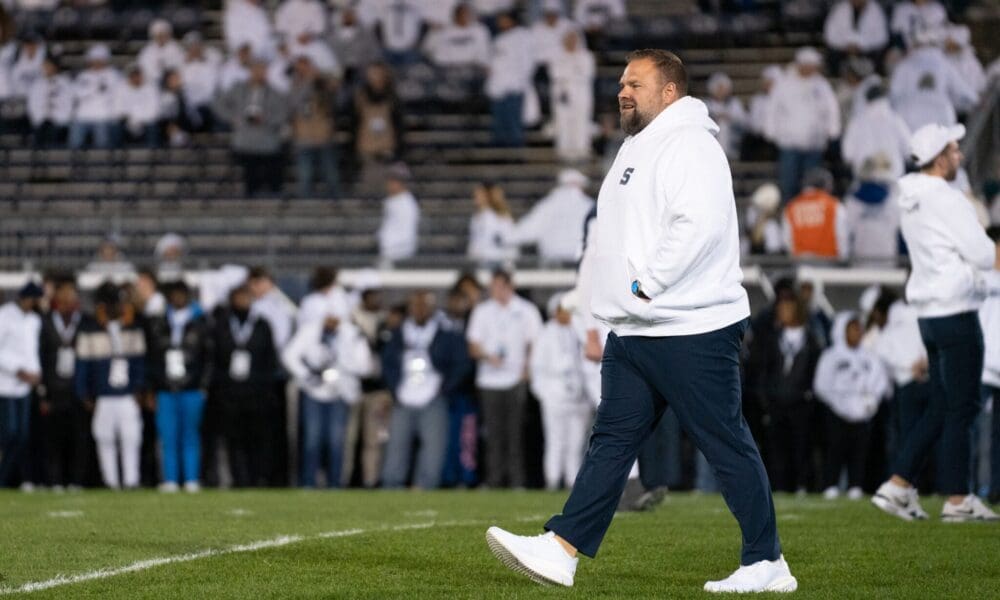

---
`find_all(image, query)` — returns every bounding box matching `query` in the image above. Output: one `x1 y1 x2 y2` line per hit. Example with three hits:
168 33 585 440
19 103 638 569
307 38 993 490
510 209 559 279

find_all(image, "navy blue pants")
0 395 31 487
545 320 782 564
895 312 984 495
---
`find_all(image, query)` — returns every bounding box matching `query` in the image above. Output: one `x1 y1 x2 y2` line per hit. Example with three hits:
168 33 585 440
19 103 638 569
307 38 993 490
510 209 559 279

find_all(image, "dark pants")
767 403 814 492
637 406 683 490
43 401 89 487
490 94 524 147
823 410 871 489
235 151 285 198
986 385 1000 497
546 321 781 564
268 378 290 487
480 383 528 488
32 122 67 148
441 393 478 488
895 312 984 495
222 397 269 488
299 394 350 488
296 145 340 199
0 395 31 487
777 148 823 202
892 381 934 488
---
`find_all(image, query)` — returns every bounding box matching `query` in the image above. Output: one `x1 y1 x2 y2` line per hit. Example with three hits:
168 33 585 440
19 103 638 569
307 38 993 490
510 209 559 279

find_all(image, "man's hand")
486 355 504 368
911 358 929 381
631 280 651 303
993 243 1000 271
39 400 51 417
16 370 41 386
584 330 603 362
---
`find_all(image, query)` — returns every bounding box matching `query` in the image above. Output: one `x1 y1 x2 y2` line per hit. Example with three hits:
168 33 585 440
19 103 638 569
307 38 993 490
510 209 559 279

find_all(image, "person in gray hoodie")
213 55 291 197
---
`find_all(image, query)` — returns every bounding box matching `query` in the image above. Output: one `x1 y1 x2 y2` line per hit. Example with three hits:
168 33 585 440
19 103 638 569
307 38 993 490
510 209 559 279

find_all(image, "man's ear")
662 81 678 104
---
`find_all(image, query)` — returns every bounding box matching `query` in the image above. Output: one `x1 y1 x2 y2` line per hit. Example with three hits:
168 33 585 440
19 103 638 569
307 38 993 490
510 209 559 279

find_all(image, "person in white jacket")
467 182 517 266
179 32 222 128
137 19 185 85
512 168 594 265
768 47 841 200
748 64 781 137
7 33 46 99
531 294 591 491
297 267 352 329
889 31 979 117
873 123 1000 522
378 163 420 264
841 86 911 179
422 3 491 69
283 314 372 488
979 226 1000 504
548 31 595 162
531 0 579 69
115 65 161 147
486 49 797 594
823 0 888 62
486 12 535 147
814 312 890 500
705 71 746 160
890 0 947 47
27 55 72 148
224 0 275 57
0 283 43 489
942 25 986 96
274 0 328 46
68 44 121 149
843 154 902 264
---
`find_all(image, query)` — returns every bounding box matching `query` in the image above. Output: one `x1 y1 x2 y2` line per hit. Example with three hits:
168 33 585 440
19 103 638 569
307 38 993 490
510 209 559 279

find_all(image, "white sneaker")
184 481 201 493
704 555 798 593
941 495 1000 522
871 481 927 521
846 487 864 501
158 482 180 493
19 482 35 493
485 527 578 587
823 486 840 500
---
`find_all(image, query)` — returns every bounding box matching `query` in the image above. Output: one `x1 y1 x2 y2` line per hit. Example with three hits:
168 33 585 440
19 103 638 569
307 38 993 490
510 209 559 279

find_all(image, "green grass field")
1 490 998 598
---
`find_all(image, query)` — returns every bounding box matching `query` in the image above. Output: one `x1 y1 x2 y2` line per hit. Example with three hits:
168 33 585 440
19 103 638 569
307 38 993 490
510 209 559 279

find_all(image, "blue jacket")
382 317 473 402
75 318 146 400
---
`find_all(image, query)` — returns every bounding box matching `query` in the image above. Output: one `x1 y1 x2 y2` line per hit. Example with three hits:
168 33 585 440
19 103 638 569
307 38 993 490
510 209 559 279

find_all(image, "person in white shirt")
841 85 911 179
0 283 43 489
531 294 591 490
487 12 535 147
844 154 902 265
224 0 275 57
768 47 841 200
890 30 978 117
548 31 594 162
283 313 371 488
512 168 594 265
296 266 352 328
473 0 516 30
837 57 880 124
705 72 746 161
372 0 426 66
115 64 161 147
137 19 184 85
178 32 221 129
814 312 890 500
218 43 252 93
486 50 796 594
274 0 327 47
823 0 888 70
942 25 986 96
890 0 947 48
467 269 542 489
873 123 1000 522
531 0 578 68
979 226 1000 504
574 0 625 31
743 64 781 158
7 32 45 99
422 2 491 69
247 267 297 352
27 55 72 148
377 162 420 264
381 291 469 489
467 182 517 266
68 44 122 149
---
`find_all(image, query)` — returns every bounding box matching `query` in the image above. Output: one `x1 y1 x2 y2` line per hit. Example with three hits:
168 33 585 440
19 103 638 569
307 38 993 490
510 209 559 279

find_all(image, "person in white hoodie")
814 312 890 500
137 19 185 85
486 49 797 594
467 182 517 267
0 283 43 489
511 168 595 265
704 71 746 161
115 64 161 147
377 162 420 265
531 294 590 491
486 12 535 147
872 123 1000 522
841 85 911 180
27 55 72 148
548 30 595 162
768 47 841 201
823 0 888 70
283 313 372 488
68 44 121 149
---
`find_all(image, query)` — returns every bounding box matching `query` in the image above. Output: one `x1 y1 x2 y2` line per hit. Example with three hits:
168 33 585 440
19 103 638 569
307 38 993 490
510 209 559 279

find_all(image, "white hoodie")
814 312 890 423
583 96 750 337
898 172 996 318
282 320 372 403
873 300 927 387
530 320 586 409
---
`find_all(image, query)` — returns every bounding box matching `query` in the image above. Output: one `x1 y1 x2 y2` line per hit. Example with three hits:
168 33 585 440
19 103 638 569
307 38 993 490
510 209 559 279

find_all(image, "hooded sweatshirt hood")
830 311 857 349
632 96 720 141
897 172 943 211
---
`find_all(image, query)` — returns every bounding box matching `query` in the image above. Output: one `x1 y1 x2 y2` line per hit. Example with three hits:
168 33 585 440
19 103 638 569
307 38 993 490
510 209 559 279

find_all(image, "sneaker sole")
941 514 1000 523
704 575 798 593
485 531 569 587
871 494 914 521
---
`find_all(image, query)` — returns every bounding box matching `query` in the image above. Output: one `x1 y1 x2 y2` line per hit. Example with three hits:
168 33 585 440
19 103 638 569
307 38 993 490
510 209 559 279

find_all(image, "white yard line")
0 517 527 595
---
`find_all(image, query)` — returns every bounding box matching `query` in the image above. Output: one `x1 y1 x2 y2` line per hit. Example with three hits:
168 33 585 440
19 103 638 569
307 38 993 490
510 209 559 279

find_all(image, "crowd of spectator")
2 248 999 502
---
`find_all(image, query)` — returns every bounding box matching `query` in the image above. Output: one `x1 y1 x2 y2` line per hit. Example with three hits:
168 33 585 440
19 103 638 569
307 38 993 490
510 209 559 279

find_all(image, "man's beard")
620 106 652 136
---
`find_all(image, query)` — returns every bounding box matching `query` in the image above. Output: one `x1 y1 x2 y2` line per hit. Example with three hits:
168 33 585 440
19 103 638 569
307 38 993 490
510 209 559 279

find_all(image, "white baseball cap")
794 47 822 66
910 123 965 167
86 44 111 63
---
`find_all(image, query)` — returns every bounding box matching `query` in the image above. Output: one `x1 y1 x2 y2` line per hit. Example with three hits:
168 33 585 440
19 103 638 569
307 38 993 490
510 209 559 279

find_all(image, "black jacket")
211 310 276 403
146 307 214 392
754 325 823 411
38 311 91 405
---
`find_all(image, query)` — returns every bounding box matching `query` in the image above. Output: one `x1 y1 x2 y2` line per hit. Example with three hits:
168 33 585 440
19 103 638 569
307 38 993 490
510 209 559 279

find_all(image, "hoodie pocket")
590 253 649 323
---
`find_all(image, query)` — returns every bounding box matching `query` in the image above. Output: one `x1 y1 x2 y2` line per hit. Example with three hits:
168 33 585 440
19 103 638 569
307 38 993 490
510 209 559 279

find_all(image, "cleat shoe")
872 481 927 521
704 555 798 593
485 527 577 587
941 495 1000 522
